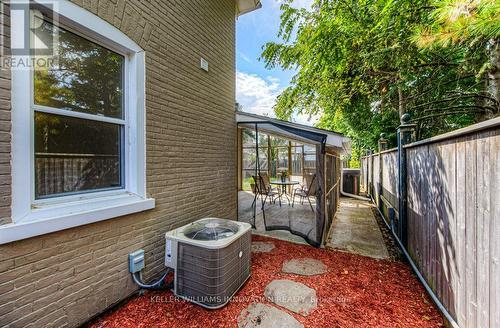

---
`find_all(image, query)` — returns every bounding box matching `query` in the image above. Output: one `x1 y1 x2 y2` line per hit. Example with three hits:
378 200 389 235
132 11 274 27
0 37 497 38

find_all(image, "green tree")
415 0 500 111
262 0 499 165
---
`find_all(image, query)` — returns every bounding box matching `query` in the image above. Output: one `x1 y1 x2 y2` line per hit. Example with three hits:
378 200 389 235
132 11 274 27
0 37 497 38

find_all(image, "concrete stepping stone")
237 302 303 328
264 279 317 316
282 258 328 276
251 241 275 253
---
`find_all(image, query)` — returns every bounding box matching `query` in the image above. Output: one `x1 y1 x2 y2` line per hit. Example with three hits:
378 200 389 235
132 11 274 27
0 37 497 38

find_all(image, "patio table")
270 180 300 204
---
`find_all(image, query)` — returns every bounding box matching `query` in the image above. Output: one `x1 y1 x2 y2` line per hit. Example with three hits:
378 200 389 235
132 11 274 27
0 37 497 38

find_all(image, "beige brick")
0 281 35 306
15 282 60 309
0 0 237 327
0 302 32 327
30 309 67 328
0 301 13 317
0 259 14 273
0 280 13 295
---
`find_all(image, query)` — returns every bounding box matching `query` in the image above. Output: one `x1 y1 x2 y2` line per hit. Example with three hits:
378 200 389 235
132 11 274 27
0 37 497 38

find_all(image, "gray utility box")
165 218 251 309
343 168 361 195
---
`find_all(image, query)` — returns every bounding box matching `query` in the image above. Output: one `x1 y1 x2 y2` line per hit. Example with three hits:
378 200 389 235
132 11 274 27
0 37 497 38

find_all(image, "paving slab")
282 258 327 276
327 198 389 259
237 303 303 328
264 279 317 316
251 241 275 253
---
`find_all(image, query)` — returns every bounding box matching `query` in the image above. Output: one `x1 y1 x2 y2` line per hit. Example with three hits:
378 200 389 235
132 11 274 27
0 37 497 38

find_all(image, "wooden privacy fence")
360 117 499 328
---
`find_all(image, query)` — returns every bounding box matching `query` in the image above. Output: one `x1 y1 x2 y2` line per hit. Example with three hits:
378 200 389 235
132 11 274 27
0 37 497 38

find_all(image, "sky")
235 0 319 126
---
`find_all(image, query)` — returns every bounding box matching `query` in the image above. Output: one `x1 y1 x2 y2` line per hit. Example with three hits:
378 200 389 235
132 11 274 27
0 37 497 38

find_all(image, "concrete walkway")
326 198 389 259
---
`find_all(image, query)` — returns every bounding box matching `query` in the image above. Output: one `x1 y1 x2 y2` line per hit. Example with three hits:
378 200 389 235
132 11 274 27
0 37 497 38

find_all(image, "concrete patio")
238 190 314 245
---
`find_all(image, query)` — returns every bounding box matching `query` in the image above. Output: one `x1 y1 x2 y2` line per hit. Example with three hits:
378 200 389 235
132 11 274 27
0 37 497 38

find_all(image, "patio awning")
236 111 351 154
236 0 262 16
237 111 347 247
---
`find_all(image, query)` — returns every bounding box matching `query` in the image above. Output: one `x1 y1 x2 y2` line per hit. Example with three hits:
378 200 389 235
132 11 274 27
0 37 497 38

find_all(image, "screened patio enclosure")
236 112 350 247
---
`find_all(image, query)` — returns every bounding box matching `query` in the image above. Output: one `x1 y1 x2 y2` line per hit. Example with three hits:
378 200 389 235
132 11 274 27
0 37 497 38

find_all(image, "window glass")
243 148 268 170
304 144 316 169
291 146 303 175
242 170 254 191
34 20 124 119
34 112 122 198
242 129 268 147
242 129 255 147
276 148 288 173
270 135 288 147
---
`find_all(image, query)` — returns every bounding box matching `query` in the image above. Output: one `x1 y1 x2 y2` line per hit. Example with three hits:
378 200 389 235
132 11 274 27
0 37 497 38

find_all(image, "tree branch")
411 94 499 111
406 74 476 101
412 109 486 121
412 106 486 121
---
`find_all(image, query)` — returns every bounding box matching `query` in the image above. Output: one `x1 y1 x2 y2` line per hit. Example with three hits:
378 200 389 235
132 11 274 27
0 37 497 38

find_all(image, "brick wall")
0 0 237 327
0 2 11 226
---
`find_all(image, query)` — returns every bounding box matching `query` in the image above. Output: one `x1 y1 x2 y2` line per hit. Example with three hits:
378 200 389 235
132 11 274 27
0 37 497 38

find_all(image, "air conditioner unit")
165 218 252 309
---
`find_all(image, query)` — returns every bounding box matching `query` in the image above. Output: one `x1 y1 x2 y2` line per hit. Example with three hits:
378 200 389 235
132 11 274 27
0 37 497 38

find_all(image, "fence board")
455 138 467 327
476 131 491 328
368 155 373 195
490 130 500 328
359 122 499 327
381 151 398 210
373 155 380 207
465 134 478 327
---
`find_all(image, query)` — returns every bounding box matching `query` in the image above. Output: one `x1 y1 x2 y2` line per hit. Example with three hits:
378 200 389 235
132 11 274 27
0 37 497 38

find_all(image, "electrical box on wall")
200 57 209 72
129 249 145 273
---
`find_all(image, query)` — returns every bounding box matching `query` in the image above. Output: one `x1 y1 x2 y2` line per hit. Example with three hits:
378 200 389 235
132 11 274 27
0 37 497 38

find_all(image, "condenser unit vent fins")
176 230 251 308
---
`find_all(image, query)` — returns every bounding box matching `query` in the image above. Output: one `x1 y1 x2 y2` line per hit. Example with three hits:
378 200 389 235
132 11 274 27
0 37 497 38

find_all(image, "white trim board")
0 195 155 244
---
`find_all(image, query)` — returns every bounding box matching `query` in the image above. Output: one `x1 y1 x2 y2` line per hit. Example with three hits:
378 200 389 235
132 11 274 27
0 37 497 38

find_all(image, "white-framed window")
2 0 154 244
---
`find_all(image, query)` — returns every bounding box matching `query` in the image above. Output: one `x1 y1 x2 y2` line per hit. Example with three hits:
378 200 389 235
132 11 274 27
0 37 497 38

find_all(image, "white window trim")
1 0 154 245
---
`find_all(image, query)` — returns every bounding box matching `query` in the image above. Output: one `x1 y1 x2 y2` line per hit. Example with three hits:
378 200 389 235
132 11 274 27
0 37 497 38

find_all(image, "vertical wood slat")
427 144 438 298
455 137 467 327
465 133 477 327
408 148 417 270
443 141 457 317
490 130 500 328
373 156 380 207
370 154 374 196
360 157 367 192
368 155 372 195
381 151 398 210
408 147 423 274
476 131 490 328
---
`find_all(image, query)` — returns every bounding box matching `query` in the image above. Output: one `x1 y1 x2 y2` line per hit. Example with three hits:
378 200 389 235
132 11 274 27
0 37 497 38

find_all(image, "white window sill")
0 193 155 244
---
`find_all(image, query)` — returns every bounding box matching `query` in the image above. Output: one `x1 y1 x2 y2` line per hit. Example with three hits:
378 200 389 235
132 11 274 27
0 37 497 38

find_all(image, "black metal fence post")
397 114 416 246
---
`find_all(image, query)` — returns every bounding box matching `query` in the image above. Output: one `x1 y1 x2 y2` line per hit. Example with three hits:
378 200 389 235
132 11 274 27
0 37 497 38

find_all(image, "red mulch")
86 235 444 328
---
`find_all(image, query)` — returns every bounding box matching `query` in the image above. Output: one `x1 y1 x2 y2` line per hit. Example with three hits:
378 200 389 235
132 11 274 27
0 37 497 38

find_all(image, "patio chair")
292 173 317 212
260 172 280 195
252 174 281 209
